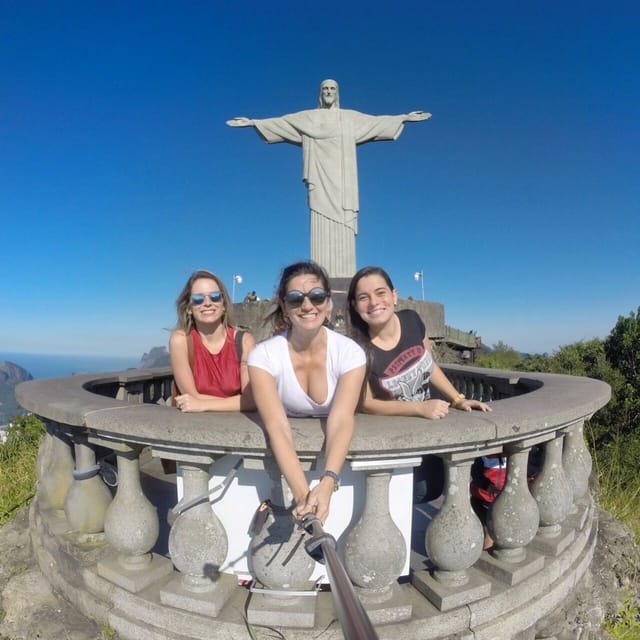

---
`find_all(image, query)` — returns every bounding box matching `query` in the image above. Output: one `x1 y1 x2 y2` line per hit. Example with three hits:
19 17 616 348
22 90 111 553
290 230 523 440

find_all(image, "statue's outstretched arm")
226 117 255 127
404 111 432 122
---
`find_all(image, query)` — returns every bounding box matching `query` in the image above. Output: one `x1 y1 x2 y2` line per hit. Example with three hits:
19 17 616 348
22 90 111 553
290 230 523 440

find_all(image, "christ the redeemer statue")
227 79 431 278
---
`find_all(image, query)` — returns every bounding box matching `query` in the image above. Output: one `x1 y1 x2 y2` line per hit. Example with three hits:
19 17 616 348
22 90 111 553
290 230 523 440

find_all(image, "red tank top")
190 327 241 397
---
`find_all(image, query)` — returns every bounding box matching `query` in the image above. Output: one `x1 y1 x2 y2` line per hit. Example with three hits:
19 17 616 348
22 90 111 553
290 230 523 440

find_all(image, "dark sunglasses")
283 287 329 307
191 291 223 305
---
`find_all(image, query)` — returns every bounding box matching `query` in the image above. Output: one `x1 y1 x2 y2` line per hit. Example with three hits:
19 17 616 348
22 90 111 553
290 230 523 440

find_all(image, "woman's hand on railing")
419 399 450 420
456 399 492 413
174 393 205 412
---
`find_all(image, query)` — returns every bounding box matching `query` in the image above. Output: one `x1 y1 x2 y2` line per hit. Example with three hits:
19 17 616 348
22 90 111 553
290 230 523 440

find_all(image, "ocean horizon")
0 351 140 380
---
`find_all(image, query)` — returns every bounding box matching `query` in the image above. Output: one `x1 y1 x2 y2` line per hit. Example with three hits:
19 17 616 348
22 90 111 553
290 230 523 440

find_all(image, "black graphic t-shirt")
369 310 434 401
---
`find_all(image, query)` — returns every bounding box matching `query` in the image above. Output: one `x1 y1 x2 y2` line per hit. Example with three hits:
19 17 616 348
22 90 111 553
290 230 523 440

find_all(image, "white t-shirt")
248 327 366 417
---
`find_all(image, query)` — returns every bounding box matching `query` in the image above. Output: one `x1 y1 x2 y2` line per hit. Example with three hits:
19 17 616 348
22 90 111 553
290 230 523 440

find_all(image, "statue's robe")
253 108 406 277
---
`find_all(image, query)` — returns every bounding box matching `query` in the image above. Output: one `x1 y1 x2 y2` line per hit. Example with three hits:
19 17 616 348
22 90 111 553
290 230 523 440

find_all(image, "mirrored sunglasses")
191 291 223 305
283 287 329 307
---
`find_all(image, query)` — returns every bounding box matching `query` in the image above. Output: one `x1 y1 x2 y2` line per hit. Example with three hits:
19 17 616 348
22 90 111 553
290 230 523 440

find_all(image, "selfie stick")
301 513 379 640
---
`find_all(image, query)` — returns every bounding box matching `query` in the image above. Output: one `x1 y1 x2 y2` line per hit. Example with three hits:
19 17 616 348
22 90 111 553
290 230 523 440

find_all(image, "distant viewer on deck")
227 79 431 278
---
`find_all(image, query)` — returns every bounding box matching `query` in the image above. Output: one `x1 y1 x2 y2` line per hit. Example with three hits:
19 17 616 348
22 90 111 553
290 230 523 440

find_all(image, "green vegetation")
0 413 46 526
478 309 640 637
100 621 119 640
475 340 522 370
479 308 640 544
603 596 640 639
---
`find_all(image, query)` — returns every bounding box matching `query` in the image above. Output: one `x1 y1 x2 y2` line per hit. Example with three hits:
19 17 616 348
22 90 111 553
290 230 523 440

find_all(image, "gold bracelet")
451 393 466 408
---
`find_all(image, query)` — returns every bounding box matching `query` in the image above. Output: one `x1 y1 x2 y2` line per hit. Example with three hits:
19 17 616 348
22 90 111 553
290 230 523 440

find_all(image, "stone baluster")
160 458 235 616
478 442 544 585
115 373 144 403
529 434 575 555
562 420 592 501
562 420 594 532
64 435 112 534
487 444 539 557
344 463 414 623
36 421 53 480
115 379 128 401
97 442 172 592
413 454 490 611
246 457 317 629
39 422 74 511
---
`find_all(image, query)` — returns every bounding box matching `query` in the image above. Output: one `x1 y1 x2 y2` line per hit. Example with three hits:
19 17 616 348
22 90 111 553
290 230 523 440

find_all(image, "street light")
413 270 425 301
232 274 243 303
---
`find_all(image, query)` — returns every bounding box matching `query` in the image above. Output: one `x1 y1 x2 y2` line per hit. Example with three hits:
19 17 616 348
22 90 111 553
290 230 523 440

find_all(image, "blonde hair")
175 269 235 333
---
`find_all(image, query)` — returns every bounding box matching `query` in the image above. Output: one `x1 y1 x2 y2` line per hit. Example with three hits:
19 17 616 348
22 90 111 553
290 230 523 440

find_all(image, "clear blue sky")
2 1 638 357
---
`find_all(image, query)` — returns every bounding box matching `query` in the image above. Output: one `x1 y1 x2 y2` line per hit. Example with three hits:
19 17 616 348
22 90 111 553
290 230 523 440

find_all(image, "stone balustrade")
16 364 610 640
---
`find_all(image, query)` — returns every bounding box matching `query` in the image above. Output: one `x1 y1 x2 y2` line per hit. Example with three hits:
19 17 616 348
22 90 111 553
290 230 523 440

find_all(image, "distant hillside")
0 346 172 425
0 361 33 385
139 346 170 369
479 343 530 358
0 361 32 425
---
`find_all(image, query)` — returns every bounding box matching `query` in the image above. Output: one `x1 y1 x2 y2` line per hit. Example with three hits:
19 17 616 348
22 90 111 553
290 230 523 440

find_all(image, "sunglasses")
283 287 329 307
191 291 223 305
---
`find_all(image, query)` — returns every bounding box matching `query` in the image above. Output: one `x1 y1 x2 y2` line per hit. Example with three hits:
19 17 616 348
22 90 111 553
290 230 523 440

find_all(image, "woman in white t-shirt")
248 261 366 523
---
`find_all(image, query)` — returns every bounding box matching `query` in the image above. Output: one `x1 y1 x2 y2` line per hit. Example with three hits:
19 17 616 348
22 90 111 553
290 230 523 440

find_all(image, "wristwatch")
321 470 340 492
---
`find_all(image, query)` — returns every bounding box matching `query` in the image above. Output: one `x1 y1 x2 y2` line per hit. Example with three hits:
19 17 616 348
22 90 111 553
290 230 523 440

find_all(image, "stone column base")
476 548 545 586
565 499 591 532
357 582 412 624
412 567 491 611
97 552 173 593
246 585 318 628
529 525 576 557
159 572 236 616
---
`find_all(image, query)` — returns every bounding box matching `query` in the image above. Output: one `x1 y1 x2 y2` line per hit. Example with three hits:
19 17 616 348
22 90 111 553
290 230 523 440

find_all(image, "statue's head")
318 79 340 109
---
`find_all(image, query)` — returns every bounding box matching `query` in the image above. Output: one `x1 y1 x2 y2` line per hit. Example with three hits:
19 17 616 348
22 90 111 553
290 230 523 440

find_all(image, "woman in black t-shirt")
347 266 490 417
347 265 491 502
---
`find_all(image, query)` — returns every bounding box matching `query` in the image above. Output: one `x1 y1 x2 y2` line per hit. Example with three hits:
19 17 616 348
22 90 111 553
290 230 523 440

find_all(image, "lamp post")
413 270 425 301
231 274 243 303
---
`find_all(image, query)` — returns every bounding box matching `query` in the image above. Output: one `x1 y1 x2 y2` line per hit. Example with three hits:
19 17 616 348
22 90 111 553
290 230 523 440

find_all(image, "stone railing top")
16 364 611 462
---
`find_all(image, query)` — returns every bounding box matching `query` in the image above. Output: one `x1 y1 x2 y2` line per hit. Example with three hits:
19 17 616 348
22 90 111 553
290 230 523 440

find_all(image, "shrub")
0 414 46 525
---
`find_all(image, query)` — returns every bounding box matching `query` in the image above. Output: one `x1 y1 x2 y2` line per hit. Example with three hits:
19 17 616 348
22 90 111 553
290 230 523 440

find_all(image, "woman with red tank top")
169 269 255 412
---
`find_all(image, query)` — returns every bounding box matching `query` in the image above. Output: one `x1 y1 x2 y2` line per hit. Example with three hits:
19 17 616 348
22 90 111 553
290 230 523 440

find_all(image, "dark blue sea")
0 352 139 380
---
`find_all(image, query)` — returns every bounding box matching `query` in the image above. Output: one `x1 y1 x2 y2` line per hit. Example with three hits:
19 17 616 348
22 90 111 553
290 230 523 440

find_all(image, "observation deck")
16 364 610 639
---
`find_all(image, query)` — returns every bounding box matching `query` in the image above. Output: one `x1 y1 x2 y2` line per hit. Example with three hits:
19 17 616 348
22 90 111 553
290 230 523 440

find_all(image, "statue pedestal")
329 277 352 333
329 277 351 293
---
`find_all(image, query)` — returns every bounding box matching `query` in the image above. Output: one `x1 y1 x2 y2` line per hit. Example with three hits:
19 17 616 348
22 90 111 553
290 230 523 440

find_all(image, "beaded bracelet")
321 470 340 491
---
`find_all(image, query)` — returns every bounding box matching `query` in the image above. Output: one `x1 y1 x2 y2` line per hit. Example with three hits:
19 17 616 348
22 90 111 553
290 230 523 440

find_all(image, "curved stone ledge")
16 365 611 639
16 365 610 460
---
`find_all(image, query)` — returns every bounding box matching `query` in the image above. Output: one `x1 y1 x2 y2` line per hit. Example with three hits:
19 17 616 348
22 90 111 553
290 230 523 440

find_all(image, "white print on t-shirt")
380 350 434 401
